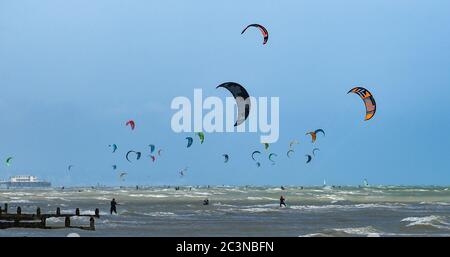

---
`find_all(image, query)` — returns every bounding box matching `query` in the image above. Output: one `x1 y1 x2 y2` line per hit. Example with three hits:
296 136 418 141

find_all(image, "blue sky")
1 0 449 186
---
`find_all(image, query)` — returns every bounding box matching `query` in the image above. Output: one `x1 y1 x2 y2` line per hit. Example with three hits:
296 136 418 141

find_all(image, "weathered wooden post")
13 206 19 226
65 217 70 227
95 208 100 218
36 207 41 216
75 208 80 216
56 207 61 216
40 217 46 228
89 217 95 230
4 203 8 214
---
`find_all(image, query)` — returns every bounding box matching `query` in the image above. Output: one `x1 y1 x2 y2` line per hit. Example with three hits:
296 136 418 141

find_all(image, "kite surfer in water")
110 198 118 214
280 195 286 207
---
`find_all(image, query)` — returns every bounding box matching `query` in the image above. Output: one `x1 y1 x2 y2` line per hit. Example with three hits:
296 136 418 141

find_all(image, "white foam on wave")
59 209 108 216
191 192 212 196
44 196 70 201
335 191 365 195
419 201 450 206
317 194 346 202
176 194 206 198
212 202 236 207
70 215 94 221
289 203 402 211
8 199 32 203
299 233 332 237
128 194 168 198
1 192 34 196
94 197 110 201
236 207 280 213
391 188 430 192
142 212 176 217
221 188 248 193
333 226 381 237
80 210 108 216
45 217 63 223
252 203 279 208
218 203 281 213
247 197 277 201
401 216 450 230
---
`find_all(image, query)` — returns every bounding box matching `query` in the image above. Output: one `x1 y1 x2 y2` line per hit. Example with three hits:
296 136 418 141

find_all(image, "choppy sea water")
0 186 449 237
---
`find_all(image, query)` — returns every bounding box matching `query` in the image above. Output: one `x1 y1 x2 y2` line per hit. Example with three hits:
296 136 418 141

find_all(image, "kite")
180 167 188 177
109 144 118 153
305 154 312 164
126 120 135 130
216 82 251 126
263 143 269 150
348 87 377 121
185 137 193 148
287 150 294 158
269 153 277 164
306 129 325 143
223 154 229 163
312 148 320 156
241 24 269 45
315 129 325 136
363 179 369 187
252 150 261 161
5 157 13 167
119 172 127 180
126 151 141 162
197 132 205 144
149 144 156 153
289 140 299 149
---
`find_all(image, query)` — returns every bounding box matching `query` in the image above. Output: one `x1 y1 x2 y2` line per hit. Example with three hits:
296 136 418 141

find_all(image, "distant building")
0 175 51 188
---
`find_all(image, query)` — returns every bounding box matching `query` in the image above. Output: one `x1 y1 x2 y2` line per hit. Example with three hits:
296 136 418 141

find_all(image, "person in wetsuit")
203 199 209 205
280 195 286 207
110 198 118 214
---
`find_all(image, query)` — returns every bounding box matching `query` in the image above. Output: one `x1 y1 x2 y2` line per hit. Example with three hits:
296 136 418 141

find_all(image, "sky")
0 0 449 186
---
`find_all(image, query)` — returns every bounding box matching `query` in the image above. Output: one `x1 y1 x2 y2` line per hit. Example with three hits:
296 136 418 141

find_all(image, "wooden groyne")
0 203 100 230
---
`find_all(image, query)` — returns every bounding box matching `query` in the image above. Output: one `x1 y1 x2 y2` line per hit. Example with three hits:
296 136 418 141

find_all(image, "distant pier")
0 203 100 230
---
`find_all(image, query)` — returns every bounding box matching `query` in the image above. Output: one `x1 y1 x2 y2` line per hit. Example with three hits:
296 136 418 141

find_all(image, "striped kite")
306 129 325 143
241 24 269 45
348 87 376 121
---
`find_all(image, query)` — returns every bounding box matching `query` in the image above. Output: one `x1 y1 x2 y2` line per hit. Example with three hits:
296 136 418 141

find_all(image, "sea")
0 186 449 237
